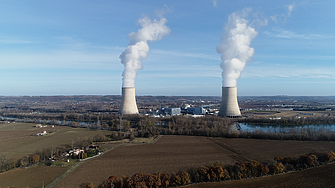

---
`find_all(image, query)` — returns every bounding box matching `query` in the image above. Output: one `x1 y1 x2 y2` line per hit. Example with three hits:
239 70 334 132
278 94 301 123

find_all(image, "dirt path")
207 137 249 162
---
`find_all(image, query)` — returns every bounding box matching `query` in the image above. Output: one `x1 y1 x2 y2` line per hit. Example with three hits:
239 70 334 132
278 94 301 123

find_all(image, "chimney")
218 87 241 118
119 87 139 115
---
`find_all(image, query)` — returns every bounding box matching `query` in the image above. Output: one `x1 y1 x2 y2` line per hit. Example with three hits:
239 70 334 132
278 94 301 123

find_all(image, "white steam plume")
120 17 170 87
216 9 258 87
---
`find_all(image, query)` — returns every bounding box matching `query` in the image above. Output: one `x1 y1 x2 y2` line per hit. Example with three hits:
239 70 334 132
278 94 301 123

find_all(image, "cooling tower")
218 87 241 118
119 87 139 115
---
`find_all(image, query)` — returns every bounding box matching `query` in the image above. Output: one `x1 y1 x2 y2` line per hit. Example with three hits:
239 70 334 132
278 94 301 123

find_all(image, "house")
69 149 84 156
36 130 47 136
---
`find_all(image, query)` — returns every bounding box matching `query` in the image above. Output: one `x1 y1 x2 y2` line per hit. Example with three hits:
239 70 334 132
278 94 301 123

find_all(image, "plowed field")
53 135 335 188
185 162 335 188
0 165 69 188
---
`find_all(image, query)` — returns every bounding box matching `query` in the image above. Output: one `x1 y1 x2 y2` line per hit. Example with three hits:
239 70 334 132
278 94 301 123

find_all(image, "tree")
129 134 135 141
272 163 285 174
171 173 181 186
179 171 190 185
31 154 40 163
0 155 7 172
79 182 94 188
159 172 171 187
17 159 25 167
258 164 269 176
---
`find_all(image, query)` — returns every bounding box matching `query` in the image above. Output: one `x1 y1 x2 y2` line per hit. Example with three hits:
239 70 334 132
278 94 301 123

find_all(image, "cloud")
0 50 121 70
242 63 335 79
263 29 332 39
56 36 90 50
212 0 218 8
269 3 295 23
151 49 219 60
0 37 38 44
287 3 295 17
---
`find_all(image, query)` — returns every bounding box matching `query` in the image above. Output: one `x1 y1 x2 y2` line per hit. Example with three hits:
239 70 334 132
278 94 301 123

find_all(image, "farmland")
0 165 69 188
185 162 335 188
53 135 335 188
0 123 111 162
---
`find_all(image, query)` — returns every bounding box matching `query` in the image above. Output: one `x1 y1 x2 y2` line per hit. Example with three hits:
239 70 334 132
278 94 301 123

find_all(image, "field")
53 135 335 188
185 162 335 188
0 165 70 188
0 123 111 162
242 110 325 118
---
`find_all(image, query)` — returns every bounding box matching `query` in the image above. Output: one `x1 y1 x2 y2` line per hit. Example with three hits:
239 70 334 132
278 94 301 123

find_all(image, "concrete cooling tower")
119 87 139 115
218 87 241 118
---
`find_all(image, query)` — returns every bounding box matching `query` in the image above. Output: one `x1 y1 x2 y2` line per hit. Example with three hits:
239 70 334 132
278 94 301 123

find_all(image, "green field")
0 122 42 131
0 123 111 162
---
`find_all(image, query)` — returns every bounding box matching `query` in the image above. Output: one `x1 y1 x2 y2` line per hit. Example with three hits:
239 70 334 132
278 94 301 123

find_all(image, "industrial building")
164 108 181 116
187 107 207 115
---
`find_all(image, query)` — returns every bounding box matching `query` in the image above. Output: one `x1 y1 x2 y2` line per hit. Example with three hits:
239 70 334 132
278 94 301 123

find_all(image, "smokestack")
119 87 138 115
218 87 241 118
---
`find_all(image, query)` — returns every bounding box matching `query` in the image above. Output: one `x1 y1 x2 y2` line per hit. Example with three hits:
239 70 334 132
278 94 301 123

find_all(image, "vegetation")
80 150 335 188
240 116 335 126
0 127 106 174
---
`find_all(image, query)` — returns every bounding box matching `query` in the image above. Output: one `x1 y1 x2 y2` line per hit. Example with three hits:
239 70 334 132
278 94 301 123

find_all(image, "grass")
0 122 41 131
242 110 325 118
0 123 111 162
52 159 78 167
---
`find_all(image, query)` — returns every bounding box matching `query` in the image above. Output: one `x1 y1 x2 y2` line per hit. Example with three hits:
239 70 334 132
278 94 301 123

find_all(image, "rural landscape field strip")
0 123 111 162
45 160 82 188
46 142 126 188
53 135 238 188
3 134 335 188
207 137 249 162
47 136 161 187
214 138 335 163
184 162 335 188
54 135 335 187
0 165 70 188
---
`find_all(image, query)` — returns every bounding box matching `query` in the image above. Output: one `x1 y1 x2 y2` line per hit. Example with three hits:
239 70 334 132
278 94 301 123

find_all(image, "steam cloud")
216 9 258 87
120 17 170 88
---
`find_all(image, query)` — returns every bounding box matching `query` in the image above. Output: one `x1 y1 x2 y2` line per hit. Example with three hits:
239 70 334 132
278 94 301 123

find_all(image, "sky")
0 0 334 96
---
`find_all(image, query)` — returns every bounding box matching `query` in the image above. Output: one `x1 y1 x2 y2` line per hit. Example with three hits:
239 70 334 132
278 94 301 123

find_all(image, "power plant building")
119 87 139 115
187 107 207 115
161 107 181 116
218 87 241 118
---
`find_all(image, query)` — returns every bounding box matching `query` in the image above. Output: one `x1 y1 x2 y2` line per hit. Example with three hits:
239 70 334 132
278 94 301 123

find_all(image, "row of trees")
80 150 335 188
238 128 335 141
240 116 335 126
